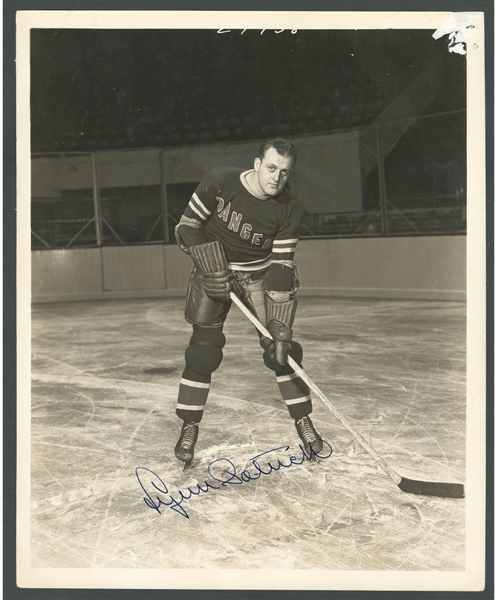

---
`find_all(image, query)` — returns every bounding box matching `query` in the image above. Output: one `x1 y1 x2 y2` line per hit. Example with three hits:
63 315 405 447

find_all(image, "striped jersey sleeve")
271 199 304 263
271 237 299 262
182 169 221 225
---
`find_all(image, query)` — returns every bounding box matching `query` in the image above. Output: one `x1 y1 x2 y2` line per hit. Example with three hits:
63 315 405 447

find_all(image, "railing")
302 205 466 239
31 110 466 250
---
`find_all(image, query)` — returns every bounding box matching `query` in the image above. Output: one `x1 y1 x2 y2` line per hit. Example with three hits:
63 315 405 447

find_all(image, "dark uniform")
173 151 322 463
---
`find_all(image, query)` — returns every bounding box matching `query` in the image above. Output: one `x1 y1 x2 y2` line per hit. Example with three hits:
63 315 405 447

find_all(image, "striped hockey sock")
175 368 210 423
276 367 312 419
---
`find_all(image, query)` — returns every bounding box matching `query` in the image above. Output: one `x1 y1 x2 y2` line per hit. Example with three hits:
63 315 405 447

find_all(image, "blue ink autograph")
136 440 332 519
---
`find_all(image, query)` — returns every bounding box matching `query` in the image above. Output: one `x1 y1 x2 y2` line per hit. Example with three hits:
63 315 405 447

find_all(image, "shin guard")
176 327 225 422
263 340 312 419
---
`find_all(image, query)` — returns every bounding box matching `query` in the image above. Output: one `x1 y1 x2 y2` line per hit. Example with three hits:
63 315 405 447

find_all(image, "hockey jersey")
177 167 304 271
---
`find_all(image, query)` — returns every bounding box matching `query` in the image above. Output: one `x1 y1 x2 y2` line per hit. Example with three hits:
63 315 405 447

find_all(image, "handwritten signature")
136 440 332 519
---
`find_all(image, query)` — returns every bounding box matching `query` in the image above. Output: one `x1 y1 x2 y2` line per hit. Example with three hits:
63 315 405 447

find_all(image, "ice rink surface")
31 296 466 570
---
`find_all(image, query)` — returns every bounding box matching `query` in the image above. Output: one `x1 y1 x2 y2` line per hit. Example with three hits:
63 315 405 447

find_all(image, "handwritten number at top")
217 29 298 35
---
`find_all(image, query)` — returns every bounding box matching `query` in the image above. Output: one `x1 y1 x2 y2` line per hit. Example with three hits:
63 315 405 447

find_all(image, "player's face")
254 148 295 197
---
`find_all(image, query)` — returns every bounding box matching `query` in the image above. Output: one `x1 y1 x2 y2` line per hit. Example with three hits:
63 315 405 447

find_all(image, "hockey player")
173 138 323 464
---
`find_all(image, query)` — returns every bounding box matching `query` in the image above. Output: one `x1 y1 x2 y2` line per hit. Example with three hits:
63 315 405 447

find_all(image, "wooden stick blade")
398 477 465 499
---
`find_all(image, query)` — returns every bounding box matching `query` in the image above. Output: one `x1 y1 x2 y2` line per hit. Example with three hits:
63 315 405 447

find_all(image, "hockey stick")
230 292 465 499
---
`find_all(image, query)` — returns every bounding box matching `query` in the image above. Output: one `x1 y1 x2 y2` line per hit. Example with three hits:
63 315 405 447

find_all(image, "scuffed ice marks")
31 297 465 570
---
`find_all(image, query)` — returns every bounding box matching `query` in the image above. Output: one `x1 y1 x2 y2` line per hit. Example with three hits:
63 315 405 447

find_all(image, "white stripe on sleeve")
188 200 209 221
273 238 299 245
192 193 212 217
272 247 296 254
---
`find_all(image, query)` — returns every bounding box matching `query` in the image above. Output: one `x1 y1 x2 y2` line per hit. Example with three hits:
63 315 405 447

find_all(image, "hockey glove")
260 293 297 366
189 240 241 303
202 270 240 302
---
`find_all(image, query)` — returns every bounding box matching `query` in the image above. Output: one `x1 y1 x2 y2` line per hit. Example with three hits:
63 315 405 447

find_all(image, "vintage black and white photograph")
16 8 486 591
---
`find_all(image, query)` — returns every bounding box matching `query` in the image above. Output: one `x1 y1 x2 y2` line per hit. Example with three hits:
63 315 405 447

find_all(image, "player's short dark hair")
258 138 297 164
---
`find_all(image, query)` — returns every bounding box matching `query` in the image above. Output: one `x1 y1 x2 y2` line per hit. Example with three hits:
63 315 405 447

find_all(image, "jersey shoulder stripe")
192 193 212 217
273 238 299 245
185 190 215 221
187 199 209 221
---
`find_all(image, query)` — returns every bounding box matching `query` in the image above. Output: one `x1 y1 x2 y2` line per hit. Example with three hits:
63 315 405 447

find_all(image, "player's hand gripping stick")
230 291 465 500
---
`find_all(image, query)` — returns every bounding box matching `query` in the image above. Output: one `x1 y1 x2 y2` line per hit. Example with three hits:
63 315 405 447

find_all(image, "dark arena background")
29 25 469 576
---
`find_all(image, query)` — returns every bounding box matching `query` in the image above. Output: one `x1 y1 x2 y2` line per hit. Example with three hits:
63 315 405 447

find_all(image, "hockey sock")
276 368 313 419
176 367 211 423
175 325 225 422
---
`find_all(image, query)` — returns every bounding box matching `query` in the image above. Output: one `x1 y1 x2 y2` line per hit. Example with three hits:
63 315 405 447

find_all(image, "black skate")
174 421 199 464
295 416 323 454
